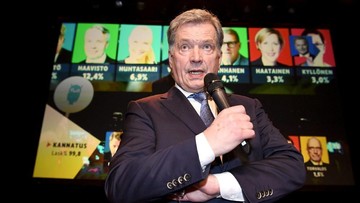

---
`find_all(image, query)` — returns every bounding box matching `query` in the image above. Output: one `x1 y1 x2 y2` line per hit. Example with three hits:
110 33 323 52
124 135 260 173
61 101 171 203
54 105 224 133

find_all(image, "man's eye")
201 44 214 54
180 44 190 51
202 44 212 50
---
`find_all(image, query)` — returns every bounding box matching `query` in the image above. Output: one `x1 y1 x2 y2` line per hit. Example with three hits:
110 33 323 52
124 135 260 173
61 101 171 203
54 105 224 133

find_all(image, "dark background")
25 0 358 202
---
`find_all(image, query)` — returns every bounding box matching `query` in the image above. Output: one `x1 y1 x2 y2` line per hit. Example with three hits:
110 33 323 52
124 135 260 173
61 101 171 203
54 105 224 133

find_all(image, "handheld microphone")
204 73 251 154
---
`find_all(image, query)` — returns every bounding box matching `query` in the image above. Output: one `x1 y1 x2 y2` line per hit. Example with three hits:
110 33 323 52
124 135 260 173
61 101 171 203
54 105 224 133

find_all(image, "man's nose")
190 46 203 62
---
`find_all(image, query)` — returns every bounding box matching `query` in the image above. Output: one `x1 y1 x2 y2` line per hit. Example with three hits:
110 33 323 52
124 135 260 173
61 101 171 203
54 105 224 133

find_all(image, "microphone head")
204 73 224 94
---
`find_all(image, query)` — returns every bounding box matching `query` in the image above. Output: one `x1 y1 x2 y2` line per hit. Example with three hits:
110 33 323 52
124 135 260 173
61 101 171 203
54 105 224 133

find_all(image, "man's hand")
174 175 220 202
204 105 255 157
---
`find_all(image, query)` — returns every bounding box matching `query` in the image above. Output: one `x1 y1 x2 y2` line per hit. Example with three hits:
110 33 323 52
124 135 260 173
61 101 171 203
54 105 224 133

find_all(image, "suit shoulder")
136 93 167 103
228 94 261 108
105 56 117 63
229 93 255 102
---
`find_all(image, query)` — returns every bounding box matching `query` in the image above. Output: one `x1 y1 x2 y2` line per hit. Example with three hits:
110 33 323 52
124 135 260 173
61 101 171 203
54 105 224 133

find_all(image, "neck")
86 54 106 63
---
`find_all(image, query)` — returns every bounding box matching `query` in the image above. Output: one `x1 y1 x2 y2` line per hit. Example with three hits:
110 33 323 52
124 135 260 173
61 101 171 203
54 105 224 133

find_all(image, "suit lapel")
160 87 207 135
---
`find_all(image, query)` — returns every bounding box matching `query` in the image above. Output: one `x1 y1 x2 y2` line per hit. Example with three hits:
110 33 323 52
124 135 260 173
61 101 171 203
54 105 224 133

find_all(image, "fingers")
204 105 255 156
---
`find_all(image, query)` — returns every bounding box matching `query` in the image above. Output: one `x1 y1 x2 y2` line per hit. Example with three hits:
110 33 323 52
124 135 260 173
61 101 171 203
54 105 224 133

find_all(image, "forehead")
129 27 152 41
85 28 104 38
176 23 216 42
264 34 278 41
295 38 306 44
308 139 321 146
224 32 236 40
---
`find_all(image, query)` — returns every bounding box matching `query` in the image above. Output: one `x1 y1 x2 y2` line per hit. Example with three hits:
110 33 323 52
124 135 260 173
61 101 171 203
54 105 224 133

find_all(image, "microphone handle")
211 88 230 111
241 140 250 154
210 89 251 154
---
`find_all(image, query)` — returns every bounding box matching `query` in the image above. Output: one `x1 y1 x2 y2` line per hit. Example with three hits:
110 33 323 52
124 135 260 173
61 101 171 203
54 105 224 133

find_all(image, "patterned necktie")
189 92 214 127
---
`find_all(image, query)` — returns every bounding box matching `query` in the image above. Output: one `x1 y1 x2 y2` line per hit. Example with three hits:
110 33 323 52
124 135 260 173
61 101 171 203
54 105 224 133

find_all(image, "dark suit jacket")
293 53 316 60
105 87 305 203
55 48 72 64
152 74 175 94
233 54 249 66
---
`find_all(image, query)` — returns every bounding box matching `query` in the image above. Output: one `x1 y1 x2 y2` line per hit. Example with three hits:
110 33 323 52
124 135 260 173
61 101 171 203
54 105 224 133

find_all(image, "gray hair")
167 9 223 51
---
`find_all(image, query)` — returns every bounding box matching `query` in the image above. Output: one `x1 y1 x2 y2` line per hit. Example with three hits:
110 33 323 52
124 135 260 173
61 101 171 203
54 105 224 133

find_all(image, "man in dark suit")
221 28 249 66
304 137 337 185
105 9 305 203
292 36 316 67
293 36 315 59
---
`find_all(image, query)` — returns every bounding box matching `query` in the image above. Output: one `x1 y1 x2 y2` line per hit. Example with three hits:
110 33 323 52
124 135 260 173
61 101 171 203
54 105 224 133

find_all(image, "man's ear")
168 51 173 66
218 51 222 64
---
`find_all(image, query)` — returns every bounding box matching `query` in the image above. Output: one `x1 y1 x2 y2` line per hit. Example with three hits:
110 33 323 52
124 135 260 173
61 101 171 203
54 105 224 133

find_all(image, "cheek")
274 47 280 54
258 44 265 51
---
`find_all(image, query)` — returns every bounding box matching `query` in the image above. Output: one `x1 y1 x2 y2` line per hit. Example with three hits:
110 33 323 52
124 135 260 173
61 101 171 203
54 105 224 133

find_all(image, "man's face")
168 23 222 93
294 38 308 55
307 138 323 163
84 28 108 60
221 33 240 65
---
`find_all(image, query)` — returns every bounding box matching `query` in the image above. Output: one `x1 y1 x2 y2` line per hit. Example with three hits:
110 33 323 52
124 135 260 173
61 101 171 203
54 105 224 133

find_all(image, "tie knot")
189 92 207 103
